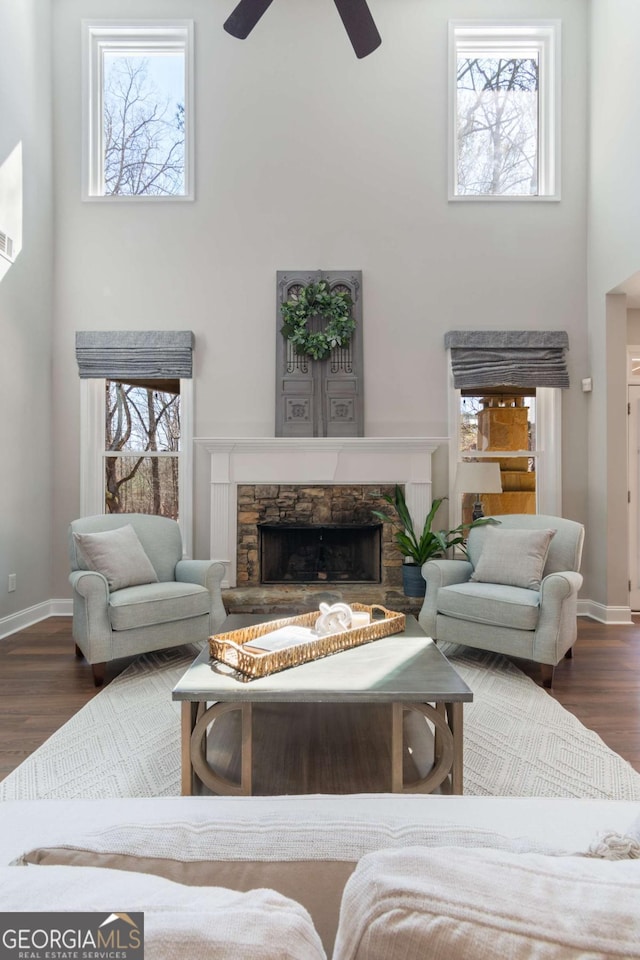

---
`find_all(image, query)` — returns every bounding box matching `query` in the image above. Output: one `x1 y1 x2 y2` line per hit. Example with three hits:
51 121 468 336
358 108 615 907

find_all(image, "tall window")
80 377 193 554
449 385 561 529
458 391 537 524
83 21 194 199
105 380 181 517
449 21 560 200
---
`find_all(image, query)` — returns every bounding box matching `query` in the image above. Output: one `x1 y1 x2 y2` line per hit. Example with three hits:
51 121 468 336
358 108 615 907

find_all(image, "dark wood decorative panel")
275 270 363 437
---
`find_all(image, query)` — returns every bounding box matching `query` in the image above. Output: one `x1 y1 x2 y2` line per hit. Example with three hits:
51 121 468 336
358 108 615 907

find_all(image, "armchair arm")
422 559 474 589
534 570 584 664
69 569 109 601
540 570 583 601
68 570 112 659
418 559 473 637
175 560 227 632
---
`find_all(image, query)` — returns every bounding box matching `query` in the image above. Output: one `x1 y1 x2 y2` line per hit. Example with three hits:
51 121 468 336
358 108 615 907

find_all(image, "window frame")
80 377 194 556
448 20 561 202
82 20 195 202
447 367 562 529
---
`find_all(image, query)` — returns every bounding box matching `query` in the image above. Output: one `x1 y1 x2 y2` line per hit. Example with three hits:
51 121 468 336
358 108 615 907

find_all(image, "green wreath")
280 281 355 360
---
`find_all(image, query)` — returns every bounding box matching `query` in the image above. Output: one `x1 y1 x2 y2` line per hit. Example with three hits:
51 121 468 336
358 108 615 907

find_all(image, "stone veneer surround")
237 484 399 587
196 438 443 587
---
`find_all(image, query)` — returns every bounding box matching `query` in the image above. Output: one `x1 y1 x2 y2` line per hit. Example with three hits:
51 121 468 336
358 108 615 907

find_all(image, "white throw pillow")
74 524 159 591
470 525 556 590
333 846 640 960
0 865 327 960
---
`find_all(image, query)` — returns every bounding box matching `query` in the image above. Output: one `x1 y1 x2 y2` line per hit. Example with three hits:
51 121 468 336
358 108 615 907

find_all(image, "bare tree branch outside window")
105 381 180 517
103 55 185 196
456 56 539 196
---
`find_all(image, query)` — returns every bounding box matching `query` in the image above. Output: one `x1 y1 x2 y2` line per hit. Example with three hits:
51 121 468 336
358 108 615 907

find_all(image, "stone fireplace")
236 484 398 587
195 438 442 594
259 522 382 584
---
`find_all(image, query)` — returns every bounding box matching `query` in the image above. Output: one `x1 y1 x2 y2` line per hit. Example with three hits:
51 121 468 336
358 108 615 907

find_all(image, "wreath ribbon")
280 281 355 360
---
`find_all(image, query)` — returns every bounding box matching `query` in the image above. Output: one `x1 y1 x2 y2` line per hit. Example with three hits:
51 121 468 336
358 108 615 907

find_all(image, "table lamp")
455 461 503 521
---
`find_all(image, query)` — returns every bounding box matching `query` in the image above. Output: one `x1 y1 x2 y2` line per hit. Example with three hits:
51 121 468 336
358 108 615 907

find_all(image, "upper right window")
449 21 560 201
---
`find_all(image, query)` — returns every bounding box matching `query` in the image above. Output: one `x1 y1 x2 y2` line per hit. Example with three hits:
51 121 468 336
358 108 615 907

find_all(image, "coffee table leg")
449 701 464 795
181 701 200 796
392 701 460 794
241 701 252 792
391 702 404 792
434 701 446 768
190 701 253 796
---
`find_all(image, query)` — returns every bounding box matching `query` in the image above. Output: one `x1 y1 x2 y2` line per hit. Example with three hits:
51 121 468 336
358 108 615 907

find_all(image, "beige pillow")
470 525 556 590
74 524 159 591
22 850 352 956
333 846 640 960
0 864 327 960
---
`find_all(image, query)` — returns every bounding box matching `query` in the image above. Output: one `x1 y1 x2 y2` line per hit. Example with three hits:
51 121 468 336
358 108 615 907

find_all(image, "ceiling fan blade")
224 0 276 39
333 0 381 59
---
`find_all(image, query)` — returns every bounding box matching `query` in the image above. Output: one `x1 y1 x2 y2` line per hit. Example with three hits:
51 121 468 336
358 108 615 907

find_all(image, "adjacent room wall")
49 0 589 597
588 0 640 612
0 0 53 625
627 309 640 346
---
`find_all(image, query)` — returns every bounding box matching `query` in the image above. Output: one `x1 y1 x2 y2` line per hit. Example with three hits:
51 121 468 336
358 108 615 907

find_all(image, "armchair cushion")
470 526 556 590
73 524 158 591
109 582 211 631
438 582 541 631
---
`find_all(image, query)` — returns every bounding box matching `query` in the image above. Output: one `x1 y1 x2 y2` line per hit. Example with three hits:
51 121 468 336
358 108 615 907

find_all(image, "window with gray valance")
75 331 194 379
444 330 569 390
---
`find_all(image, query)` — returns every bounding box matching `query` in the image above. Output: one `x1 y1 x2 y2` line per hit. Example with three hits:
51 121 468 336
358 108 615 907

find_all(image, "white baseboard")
50 599 73 617
577 599 633 624
0 599 72 640
0 598 633 639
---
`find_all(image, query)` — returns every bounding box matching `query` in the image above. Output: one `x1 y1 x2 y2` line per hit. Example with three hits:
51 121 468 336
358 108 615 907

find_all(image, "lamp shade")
455 461 503 495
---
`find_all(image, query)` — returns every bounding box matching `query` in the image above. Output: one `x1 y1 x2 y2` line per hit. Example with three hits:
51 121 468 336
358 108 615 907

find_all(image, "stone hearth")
221 582 424 617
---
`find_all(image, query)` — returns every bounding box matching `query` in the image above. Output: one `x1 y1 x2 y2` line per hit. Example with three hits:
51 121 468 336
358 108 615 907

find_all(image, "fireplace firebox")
259 523 382 584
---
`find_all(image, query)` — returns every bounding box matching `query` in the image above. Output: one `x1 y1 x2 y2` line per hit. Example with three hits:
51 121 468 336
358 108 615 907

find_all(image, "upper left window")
83 21 194 200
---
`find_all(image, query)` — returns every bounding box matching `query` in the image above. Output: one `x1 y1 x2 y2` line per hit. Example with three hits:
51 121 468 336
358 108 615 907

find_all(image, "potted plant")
372 485 495 597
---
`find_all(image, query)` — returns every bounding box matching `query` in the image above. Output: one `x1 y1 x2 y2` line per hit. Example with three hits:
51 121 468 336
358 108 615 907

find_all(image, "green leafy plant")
280 281 355 360
372 485 497 566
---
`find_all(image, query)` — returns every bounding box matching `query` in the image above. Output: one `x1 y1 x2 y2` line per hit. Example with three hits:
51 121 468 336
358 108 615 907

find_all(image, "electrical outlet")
8 574 16 592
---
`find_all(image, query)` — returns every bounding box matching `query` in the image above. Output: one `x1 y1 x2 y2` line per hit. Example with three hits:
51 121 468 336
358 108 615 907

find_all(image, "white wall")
587 0 640 609
0 1 53 622
50 0 589 596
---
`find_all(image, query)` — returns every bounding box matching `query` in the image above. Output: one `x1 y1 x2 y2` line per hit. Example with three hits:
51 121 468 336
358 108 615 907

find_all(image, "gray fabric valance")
444 330 569 390
75 331 194 379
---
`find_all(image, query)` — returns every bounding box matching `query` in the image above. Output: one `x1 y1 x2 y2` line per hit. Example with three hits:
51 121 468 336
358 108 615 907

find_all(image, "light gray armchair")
418 514 585 688
69 514 226 686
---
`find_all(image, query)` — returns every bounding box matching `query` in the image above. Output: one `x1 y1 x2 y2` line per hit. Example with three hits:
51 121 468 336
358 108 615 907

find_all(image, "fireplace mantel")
195 438 445 587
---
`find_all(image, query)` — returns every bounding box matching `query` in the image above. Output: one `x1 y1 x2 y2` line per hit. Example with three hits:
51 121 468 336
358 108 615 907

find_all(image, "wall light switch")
8 574 16 592
581 377 593 392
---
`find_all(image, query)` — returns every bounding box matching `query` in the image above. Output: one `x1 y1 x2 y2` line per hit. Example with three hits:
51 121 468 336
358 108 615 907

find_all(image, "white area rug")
1 642 640 801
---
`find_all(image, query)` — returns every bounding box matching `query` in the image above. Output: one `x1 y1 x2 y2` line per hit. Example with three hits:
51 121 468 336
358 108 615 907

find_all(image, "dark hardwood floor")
0 615 639 782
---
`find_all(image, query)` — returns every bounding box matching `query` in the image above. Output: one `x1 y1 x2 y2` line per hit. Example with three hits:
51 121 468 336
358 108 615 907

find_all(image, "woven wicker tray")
208 603 406 681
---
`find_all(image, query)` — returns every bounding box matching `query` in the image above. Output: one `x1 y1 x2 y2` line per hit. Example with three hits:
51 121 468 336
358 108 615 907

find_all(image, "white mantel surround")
196 438 445 587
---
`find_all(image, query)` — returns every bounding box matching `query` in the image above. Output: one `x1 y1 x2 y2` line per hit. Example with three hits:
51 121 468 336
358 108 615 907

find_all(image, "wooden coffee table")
172 614 473 797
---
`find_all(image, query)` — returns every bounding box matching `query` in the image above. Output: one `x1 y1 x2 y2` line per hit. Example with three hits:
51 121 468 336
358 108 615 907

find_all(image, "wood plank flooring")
0 615 639 783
